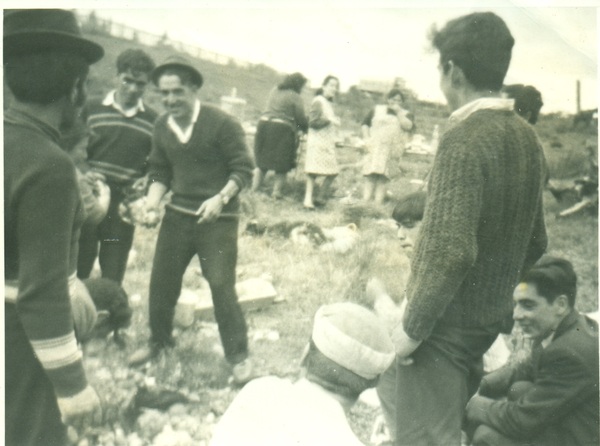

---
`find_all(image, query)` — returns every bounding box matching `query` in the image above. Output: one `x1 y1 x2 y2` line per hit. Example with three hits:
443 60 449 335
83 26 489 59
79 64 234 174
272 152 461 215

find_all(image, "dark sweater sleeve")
216 116 254 190
309 98 331 130
479 359 534 398
148 120 173 189
403 133 483 340
16 157 87 397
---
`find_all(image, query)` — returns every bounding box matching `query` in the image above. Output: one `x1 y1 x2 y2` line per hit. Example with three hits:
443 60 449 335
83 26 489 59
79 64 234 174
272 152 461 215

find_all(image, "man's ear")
447 61 466 87
69 77 87 108
555 295 570 314
69 79 79 104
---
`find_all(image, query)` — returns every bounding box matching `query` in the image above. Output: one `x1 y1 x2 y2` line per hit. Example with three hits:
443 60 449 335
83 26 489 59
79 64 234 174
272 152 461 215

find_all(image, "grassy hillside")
84 31 597 180
83 33 283 121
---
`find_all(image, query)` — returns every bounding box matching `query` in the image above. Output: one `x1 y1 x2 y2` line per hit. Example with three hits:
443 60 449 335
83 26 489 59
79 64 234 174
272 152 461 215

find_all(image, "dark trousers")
5 304 68 446
472 425 533 446
378 321 503 446
77 189 134 284
148 209 248 364
470 381 535 446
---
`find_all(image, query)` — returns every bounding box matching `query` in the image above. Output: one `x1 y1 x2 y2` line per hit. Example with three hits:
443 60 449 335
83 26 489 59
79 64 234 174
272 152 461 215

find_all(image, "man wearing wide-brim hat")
128 55 255 385
4 9 104 446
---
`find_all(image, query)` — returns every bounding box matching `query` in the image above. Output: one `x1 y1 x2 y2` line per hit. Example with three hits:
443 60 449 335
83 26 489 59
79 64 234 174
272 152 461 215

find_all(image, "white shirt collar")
541 331 555 349
167 99 201 144
102 90 145 117
449 97 515 125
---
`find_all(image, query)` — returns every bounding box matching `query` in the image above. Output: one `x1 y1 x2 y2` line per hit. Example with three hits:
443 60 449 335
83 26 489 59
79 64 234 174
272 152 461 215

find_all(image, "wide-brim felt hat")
151 55 204 88
4 9 104 64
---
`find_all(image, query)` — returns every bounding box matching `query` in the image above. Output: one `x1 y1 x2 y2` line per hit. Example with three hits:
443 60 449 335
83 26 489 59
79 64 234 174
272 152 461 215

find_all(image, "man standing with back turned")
378 12 548 445
4 9 104 445
128 56 255 385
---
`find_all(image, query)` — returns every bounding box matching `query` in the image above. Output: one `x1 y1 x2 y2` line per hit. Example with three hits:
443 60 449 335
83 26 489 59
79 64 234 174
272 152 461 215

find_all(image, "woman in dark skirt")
252 72 309 198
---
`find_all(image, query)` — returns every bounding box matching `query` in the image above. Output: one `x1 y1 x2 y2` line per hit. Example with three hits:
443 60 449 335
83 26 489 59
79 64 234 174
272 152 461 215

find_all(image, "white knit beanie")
311 302 395 380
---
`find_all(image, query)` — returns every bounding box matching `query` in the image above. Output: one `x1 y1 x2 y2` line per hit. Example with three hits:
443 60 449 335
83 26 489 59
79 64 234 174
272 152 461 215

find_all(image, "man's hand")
57 385 103 435
142 204 161 228
95 180 111 211
465 394 492 425
197 195 224 224
83 171 106 185
390 323 422 365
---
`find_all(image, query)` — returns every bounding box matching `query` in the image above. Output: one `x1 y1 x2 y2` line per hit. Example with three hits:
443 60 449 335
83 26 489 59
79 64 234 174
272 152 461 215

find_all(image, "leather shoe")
231 358 254 385
128 345 161 367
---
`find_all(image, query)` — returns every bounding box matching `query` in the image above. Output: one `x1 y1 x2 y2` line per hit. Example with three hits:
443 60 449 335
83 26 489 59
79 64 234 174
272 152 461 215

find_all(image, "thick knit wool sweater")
4 107 87 397
148 104 254 213
403 108 547 341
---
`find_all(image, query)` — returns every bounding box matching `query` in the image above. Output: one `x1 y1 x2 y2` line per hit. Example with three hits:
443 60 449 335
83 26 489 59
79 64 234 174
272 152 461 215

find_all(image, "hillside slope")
83 33 283 120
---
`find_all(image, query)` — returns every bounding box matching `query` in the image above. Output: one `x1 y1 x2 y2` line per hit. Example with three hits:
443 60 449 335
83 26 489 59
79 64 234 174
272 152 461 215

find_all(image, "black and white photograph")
3 1 599 445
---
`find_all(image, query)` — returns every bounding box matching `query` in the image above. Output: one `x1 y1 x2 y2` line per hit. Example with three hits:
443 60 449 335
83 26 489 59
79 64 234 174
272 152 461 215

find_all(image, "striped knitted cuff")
30 332 87 397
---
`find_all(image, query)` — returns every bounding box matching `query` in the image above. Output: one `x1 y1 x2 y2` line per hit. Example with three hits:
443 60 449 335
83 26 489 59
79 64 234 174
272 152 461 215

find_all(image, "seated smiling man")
466 256 599 446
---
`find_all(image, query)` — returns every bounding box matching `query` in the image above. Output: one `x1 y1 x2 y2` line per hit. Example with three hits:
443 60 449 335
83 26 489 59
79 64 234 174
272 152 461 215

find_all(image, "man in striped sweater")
77 49 157 284
378 12 548 445
4 9 104 445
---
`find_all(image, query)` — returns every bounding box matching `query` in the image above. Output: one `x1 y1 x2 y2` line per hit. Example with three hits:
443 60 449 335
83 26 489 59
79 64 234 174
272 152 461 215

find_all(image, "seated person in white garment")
209 302 395 446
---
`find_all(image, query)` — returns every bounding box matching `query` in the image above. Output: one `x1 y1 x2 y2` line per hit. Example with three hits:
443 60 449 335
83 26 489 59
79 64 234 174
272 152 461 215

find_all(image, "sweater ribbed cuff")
402 309 435 341
229 173 247 191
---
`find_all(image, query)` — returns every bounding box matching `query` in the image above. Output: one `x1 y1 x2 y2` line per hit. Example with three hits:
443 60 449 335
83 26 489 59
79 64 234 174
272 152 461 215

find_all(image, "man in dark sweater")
77 49 157 284
467 256 599 446
378 12 548 445
128 56 255 384
4 9 104 445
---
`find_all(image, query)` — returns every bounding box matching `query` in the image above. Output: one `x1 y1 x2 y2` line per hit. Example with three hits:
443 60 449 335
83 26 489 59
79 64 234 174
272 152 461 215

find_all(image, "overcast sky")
15 0 599 113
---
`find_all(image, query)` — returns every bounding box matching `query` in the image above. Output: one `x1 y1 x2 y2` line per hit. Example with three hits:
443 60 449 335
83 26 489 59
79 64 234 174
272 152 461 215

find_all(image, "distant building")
357 77 407 100
357 79 390 95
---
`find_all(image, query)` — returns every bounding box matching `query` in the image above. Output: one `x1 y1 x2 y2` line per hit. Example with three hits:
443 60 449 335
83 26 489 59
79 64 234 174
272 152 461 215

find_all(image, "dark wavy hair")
158 66 200 88
116 48 155 75
430 12 514 91
278 72 307 94
502 84 544 125
521 256 577 307
5 51 89 105
314 75 339 98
